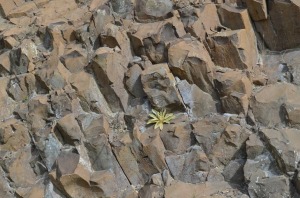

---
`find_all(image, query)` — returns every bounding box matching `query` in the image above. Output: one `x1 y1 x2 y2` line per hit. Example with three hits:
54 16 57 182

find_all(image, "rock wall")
1 0 300 197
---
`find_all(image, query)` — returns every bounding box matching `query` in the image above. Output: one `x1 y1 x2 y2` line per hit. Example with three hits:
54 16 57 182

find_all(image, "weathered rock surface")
1 0 300 197
215 69 252 114
141 63 184 110
251 83 300 127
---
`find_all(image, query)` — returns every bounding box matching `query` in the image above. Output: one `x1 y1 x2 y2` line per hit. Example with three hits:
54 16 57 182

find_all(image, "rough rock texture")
1 0 300 197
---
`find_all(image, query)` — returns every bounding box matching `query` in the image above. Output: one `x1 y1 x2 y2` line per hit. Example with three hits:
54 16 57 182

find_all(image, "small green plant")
147 109 175 130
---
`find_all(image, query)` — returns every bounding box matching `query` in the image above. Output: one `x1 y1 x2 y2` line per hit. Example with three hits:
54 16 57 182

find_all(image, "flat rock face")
1 0 300 197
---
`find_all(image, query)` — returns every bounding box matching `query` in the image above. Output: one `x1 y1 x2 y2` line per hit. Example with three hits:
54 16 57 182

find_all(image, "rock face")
141 63 184 110
1 0 300 197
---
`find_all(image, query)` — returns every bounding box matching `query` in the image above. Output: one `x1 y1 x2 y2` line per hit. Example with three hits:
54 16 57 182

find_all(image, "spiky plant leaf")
147 109 175 130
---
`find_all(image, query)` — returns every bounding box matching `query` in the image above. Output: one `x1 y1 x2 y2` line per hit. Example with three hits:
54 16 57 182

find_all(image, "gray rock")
111 0 132 17
0 167 14 198
166 145 211 184
177 80 216 119
9 48 29 75
159 115 193 155
84 134 131 193
260 128 300 173
222 159 245 183
246 134 264 159
192 115 228 155
210 124 251 166
125 64 146 98
248 175 290 198
136 0 173 22
44 134 62 171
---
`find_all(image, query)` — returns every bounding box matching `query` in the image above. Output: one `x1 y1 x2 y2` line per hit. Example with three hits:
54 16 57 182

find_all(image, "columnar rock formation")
1 0 300 197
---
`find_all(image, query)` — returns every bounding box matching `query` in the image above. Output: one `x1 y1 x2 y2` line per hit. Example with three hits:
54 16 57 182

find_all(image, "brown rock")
69 72 113 117
113 145 147 186
0 51 11 76
246 0 267 21
59 173 102 198
210 29 256 70
135 0 173 22
33 0 49 8
101 23 133 63
211 124 251 165
35 0 78 26
90 170 118 197
0 0 16 17
16 183 45 198
130 16 185 63
168 39 216 96
56 113 83 144
7 2 37 18
91 49 130 112
159 114 193 154
9 16 35 27
139 184 164 198
77 113 111 144
251 83 300 127
192 115 228 155
8 147 38 188
216 4 258 70
180 4 220 41
215 69 252 114
60 44 88 73
285 102 300 129
141 63 183 109
254 0 300 50
137 127 168 172
3 36 20 48
0 119 31 152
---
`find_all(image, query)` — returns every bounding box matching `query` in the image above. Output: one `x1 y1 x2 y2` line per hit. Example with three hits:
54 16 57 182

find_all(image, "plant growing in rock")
147 109 175 130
